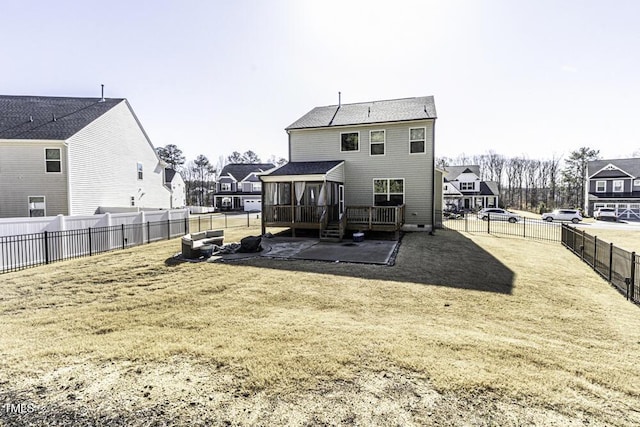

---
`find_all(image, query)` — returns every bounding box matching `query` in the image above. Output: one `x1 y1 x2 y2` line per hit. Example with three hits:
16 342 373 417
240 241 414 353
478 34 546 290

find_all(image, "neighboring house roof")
286 96 436 130
0 95 124 140
165 168 177 184
443 165 481 180
219 163 275 182
480 181 499 196
588 158 640 179
266 160 344 176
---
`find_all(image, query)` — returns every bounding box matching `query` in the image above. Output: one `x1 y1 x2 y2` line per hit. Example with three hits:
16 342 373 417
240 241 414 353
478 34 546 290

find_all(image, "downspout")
64 140 71 215
431 119 436 231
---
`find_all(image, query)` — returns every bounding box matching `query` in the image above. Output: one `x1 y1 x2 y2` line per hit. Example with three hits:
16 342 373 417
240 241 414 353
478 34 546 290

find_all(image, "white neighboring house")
164 168 186 209
443 165 499 210
0 95 172 217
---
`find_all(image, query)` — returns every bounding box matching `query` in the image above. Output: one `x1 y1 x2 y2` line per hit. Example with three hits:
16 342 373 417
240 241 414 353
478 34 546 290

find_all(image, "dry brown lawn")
1 226 639 426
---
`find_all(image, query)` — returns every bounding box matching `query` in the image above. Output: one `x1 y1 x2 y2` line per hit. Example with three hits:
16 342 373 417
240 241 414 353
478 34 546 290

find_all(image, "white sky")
3 0 640 165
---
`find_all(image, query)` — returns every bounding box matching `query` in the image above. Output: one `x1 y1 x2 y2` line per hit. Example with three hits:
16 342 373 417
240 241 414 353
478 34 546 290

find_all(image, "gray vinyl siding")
67 101 170 215
326 163 345 183
289 120 435 225
0 141 69 217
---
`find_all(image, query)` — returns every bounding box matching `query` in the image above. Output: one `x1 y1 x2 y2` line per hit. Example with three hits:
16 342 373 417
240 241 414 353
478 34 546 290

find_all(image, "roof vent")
99 84 105 102
29 115 33 122
338 91 341 107
52 113 56 122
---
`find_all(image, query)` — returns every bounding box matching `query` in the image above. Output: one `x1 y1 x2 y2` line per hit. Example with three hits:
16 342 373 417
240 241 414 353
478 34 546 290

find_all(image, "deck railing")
262 205 327 224
263 204 405 230
345 205 405 228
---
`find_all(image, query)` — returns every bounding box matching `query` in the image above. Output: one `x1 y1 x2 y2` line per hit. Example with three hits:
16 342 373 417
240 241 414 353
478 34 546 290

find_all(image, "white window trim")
369 129 385 156
634 179 640 187
372 178 405 205
28 195 46 217
612 180 624 192
595 180 606 192
409 127 427 155
252 182 262 192
460 182 475 191
137 162 144 180
44 148 62 174
220 182 232 192
340 131 360 153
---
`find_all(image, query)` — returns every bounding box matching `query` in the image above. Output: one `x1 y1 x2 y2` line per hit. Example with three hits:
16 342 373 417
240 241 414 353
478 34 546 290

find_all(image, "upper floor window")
369 130 385 156
137 162 143 180
45 148 61 173
373 178 404 206
634 179 640 187
341 132 359 152
613 180 624 192
460 182 475 191
595 181 606 192
252 182 262 192
409 127 426 154
220 183 232 192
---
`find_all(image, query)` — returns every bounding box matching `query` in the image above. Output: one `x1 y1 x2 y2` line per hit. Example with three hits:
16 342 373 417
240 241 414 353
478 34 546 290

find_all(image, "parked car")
541 209 582 224
477 208 520 223
594 207 617 221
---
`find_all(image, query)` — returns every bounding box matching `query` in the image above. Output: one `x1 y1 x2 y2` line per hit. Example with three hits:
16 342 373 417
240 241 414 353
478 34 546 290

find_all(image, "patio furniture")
181 230 224 259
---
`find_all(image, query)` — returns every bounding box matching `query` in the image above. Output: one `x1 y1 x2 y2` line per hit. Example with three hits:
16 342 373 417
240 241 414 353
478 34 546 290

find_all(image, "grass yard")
1 226 639 426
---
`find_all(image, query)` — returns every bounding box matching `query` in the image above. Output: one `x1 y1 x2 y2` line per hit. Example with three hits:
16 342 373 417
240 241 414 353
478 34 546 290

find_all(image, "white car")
541 209 582 224
477 208 520 223
594 207 617 221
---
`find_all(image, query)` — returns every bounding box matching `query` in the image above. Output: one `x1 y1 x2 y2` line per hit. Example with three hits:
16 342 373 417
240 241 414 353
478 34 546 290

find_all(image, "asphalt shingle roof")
266 161 343 176
588 158 640 178
443 165 481 180
0 95 124 140
219 163 276 181
286 96 436 130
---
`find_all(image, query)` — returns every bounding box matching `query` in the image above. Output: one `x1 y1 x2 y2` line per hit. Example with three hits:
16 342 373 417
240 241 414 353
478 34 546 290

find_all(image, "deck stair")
320 221 342 242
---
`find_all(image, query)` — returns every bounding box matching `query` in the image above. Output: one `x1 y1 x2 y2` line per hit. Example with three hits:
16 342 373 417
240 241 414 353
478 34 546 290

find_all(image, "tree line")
155 144 286 206
438 147 600 213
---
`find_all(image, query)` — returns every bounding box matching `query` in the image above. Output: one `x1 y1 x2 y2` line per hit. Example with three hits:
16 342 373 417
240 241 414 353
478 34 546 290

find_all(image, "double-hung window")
595 181 606 192
45 148 61 173
460 182 474 191
220 183 232 192
409 127 426 154
137 162 143 180
369 130 385 156
613 180 624 192
341 132 359 152
373 178 404 206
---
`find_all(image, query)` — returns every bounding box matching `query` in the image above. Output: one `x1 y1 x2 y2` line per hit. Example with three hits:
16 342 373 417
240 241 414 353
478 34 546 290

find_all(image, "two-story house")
586 158 640 220
0 95 172 218
260 96 441 239
164 168 186 209
214 163 275 211
443 165 499 211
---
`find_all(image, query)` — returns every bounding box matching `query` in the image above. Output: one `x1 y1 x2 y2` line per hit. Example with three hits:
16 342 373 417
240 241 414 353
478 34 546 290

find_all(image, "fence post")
147 221 151 244
581 229 585 260
44 231 49 265
122 224 126 250
247 211 250 227
608 242 613 283
184 217 189 234
210 214 213 230
593 236 597 271
630 252 636 303
487 214 491 235
198 216 201 232
167 219 171 240
88 227 93 256
523 217 526 238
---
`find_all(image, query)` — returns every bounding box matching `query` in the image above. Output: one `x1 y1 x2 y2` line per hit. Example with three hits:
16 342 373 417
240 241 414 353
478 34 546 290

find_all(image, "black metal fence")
561 224 639 304
443 214 561 242
0 212 262 274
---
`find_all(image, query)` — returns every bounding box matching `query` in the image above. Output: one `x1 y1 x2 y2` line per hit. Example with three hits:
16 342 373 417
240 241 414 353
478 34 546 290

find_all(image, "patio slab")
206 236 399 265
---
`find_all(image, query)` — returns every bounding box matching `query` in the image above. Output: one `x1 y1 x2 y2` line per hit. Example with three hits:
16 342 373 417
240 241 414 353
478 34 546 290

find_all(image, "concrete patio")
208 236 399 265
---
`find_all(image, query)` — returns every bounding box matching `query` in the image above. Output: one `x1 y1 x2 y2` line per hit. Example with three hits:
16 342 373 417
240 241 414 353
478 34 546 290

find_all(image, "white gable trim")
589 163 634 179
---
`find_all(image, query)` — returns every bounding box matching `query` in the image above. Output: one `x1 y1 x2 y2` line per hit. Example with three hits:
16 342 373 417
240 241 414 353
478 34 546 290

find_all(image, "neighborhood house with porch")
443 165 499 211
260 96 441 240
586 158 640 220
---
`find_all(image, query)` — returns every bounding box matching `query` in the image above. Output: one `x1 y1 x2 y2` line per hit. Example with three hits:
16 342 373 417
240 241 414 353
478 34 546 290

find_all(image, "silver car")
541 209 582 224
477 208 520 223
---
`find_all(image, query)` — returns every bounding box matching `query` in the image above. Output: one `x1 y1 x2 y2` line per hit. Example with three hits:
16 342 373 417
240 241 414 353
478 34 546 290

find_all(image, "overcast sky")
3 0 640 166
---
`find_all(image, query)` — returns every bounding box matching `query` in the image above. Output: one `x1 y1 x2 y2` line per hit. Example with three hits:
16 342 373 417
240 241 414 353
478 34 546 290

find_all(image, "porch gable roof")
261 160 345 182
